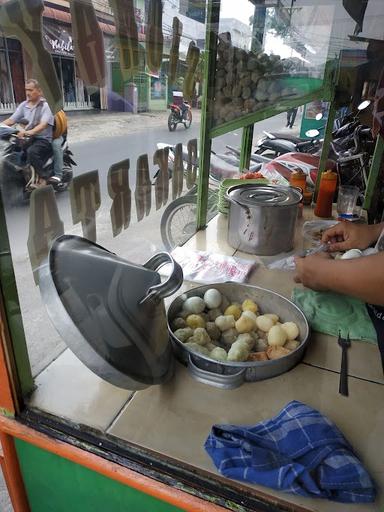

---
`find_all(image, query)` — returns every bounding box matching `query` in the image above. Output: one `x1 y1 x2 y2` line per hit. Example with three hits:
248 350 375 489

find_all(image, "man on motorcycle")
2 78 54 187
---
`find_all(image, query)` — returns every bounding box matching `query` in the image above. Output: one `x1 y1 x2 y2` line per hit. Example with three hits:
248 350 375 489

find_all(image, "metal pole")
363 135 384 211
196 0 220 229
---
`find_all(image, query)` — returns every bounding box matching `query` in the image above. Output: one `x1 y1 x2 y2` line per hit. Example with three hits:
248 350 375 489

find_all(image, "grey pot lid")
227 184 302 207
39 235 183 390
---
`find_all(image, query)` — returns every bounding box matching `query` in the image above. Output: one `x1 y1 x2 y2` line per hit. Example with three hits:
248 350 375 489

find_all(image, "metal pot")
167 282 310 389
226 184 302 255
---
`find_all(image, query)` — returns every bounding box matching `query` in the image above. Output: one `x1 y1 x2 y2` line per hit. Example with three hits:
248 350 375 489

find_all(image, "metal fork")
338 331 351 396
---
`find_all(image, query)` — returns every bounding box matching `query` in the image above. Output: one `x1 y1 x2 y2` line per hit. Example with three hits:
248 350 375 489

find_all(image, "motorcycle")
0 125 76 207
226 115 374 191
254 130 322 157
167 101 192 131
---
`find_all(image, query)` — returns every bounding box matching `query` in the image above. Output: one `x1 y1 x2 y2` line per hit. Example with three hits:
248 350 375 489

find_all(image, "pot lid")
39 235 183 390
227 184 302 207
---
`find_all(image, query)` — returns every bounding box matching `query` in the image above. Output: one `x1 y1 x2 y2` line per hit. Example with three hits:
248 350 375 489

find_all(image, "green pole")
196 0 220 229
363 135 384 211
239 125 254 172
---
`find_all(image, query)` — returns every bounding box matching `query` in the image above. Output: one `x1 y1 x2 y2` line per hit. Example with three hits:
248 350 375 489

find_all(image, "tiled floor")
107 362 384 512
27 349 134 431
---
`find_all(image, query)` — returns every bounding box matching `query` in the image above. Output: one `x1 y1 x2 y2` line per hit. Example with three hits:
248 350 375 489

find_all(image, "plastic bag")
168 246 256 283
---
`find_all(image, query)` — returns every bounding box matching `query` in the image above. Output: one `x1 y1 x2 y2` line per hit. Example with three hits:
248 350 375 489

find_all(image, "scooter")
167 101 192 131
0 125 76 207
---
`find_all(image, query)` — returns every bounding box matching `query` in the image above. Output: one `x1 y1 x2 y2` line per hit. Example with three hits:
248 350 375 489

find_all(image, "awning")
43 6 117 36
43 6 146 40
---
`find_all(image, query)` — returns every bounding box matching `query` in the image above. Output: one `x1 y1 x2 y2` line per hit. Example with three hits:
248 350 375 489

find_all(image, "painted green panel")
15 439 184 512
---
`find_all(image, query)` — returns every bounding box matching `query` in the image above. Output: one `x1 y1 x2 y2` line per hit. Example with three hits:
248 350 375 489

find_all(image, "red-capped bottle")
314 170 337 218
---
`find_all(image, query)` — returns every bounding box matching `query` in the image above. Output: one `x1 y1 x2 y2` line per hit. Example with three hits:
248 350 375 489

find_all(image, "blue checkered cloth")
204 401 376 503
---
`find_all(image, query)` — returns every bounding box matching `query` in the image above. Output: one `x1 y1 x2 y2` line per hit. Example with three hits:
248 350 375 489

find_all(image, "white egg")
183 296 206 314
204 288 222 309
340 249 363 260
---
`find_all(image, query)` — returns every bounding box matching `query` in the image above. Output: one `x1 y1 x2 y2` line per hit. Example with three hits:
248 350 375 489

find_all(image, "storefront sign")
43 22 74 57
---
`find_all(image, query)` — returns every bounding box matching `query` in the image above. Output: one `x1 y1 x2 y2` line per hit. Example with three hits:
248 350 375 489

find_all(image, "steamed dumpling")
210 347 228 361
227 339 250 362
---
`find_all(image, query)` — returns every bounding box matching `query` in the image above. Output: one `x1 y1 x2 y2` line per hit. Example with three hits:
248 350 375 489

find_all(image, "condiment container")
314 170 337 218
302 190 313 206
289 170 307 192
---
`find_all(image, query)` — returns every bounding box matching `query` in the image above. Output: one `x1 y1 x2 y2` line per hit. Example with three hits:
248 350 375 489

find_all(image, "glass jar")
314 170 337 218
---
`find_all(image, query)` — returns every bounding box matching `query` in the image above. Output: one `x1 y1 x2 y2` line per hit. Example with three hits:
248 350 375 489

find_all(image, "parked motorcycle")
254 130 322 157
0 125 76 207
167 101 192 131
227 115 374 191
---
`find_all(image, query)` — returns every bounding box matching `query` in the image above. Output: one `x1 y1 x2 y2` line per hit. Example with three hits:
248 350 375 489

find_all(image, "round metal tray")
167 282 310 389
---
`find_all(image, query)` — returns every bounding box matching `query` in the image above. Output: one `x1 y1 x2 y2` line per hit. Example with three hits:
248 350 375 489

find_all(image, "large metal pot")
226 184 302 255
167 282 310 389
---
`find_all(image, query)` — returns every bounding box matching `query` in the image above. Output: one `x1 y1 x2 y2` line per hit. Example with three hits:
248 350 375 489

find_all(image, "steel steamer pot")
167 282 310 389
225 184 302 255
40 236 309 391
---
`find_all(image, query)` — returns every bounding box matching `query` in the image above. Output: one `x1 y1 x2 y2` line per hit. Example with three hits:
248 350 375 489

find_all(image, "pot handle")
187 355 246 389
140 252 183 304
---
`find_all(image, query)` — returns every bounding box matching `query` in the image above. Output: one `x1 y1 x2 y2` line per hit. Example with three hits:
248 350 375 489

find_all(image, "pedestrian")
286 107 298 129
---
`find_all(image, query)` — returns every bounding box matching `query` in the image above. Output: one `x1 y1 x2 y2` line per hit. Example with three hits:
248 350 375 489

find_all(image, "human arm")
322 221 384 252
2 118 15 127
23 120 49 137
294 251 384 306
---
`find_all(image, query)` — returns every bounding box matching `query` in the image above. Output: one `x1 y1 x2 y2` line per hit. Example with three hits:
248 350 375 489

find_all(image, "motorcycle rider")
2 78 54 188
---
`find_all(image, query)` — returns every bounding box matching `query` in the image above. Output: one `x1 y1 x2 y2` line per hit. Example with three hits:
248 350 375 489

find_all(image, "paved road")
0 110 298 509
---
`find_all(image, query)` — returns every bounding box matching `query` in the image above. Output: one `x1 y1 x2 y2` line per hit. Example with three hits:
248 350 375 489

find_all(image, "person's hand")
16 129 26 139
321 222 378 252
294 252 332 291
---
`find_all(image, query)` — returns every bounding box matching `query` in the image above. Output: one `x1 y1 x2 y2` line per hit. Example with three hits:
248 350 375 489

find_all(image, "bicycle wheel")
160 195 198 251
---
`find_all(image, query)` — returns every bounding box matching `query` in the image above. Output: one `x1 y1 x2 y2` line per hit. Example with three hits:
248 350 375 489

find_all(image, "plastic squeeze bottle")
314 170 337 218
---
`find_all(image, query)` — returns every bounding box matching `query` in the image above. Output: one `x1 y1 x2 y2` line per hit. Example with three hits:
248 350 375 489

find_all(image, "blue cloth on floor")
204 400 376 503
